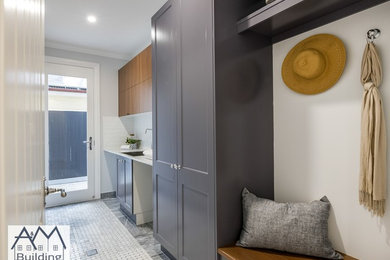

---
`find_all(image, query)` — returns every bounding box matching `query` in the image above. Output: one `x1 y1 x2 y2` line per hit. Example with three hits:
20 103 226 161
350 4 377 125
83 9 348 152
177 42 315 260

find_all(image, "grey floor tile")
102 198 169 260
46 200 160 260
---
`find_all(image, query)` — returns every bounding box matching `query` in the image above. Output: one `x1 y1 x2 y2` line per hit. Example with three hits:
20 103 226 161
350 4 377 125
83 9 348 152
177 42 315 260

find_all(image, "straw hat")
282 34 346 95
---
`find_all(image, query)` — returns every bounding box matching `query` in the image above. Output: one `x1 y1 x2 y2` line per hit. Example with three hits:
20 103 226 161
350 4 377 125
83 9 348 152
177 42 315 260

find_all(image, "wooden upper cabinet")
118 66 127 92
118 90 126 117
125 88 133 115
140 45 152 82
118 45 152 116
140 78 152 113
129 55 141 87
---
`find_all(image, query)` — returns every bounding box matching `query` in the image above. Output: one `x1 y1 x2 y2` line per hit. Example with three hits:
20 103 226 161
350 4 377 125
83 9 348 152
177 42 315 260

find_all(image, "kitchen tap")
145 128 152 134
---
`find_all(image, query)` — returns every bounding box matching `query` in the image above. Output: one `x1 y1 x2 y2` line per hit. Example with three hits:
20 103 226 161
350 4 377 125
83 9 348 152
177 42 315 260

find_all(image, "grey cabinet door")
177 0 215 259
117 159 125 203
152 0 179 258
125 159 133 213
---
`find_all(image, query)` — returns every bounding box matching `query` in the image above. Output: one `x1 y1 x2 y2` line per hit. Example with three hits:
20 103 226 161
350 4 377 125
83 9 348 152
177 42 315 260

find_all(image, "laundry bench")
218 246 357 260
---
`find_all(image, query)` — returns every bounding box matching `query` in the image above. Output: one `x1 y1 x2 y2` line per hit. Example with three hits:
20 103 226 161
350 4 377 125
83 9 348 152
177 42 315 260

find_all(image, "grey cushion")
237 188 343 259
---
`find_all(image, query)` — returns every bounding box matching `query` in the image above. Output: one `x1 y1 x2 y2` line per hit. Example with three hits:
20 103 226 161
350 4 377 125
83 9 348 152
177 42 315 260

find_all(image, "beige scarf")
359 42 387 217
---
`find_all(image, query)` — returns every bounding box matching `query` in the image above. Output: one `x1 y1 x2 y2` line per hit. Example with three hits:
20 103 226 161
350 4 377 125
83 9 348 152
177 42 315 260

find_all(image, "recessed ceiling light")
87 15 97 23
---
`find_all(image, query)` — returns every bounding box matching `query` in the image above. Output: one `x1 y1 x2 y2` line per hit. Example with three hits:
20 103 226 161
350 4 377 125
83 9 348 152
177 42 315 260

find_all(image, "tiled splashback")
102 116 130 150
120 112 153 149
103 112 152 150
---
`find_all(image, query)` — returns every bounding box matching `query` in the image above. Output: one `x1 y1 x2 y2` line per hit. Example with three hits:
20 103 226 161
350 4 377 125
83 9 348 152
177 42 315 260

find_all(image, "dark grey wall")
214 0 274 247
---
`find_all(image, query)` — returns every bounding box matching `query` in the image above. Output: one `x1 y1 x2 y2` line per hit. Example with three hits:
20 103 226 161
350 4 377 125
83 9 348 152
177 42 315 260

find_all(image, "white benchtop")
104 149 153 166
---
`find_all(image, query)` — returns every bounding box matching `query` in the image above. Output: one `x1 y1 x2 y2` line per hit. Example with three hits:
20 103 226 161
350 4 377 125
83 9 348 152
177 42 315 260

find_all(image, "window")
38 245 43 251
17 245 23 251
53 245 58 251
26 245 31 251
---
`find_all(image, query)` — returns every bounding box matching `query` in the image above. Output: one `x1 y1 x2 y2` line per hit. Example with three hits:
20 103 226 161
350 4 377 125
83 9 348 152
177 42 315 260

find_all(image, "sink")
121 151 144 156
143 149 152 159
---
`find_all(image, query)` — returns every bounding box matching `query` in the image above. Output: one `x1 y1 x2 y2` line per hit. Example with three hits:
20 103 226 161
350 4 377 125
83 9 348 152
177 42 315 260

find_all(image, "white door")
45 59 97 207
0 0 45 259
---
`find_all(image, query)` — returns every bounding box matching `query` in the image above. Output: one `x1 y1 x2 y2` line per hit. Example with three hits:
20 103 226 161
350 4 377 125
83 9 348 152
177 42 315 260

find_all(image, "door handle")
43 177 67 198
42 177 67 207
45 187 67 198
83 136 93 150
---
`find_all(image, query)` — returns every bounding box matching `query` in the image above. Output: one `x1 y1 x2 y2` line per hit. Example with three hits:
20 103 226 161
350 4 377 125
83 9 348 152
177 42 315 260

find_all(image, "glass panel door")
48 74 88 191
45 61 95 207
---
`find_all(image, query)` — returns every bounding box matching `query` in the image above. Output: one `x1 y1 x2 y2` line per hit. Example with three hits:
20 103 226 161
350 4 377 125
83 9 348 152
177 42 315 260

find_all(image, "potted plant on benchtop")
126 136 141 150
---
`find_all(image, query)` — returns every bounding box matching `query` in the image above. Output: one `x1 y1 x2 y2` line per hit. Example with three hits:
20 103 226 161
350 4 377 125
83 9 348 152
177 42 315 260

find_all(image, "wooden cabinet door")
129 56 140 87
178 0 215 259
122 87 139 116
140 45 152 82
118 67 126 116
118 67 126 93
122 88 130 116
117 159 125 203
152 0 179 258
122 78 150 116
119 90 126 116
140 78 152 113
130 85 141 114
125 159 133 213
119 63 131 116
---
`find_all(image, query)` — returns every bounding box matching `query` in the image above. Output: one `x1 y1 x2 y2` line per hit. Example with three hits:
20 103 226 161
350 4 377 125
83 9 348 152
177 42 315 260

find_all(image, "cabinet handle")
170 164 181 170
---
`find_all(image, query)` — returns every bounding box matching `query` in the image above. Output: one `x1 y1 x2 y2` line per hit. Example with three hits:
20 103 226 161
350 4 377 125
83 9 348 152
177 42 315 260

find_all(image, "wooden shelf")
218 247 357 260
237 0 389 41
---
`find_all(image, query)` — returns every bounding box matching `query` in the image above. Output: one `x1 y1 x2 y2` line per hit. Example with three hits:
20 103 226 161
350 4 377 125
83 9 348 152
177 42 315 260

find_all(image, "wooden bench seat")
218 246 358 260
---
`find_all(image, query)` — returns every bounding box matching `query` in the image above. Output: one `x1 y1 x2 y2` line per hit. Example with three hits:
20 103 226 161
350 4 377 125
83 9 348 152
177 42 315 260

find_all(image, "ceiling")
45 0 167 60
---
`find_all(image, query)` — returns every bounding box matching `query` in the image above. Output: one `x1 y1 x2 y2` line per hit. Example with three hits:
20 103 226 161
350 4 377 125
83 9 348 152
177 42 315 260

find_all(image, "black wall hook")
367 29 381 43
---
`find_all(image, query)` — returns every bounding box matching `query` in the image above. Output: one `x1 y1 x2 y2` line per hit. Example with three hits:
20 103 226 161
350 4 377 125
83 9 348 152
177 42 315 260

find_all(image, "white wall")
48 93 87 111
273 3 390 260
45 47 127 194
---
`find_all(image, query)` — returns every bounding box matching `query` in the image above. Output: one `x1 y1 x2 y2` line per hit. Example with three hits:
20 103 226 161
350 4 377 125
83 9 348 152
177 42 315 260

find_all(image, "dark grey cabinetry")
117 158 125 203
152 0 274 259
177 0 215 259
117 158 133 216
152 0 215 259
152 1 179 258
125 159 133 212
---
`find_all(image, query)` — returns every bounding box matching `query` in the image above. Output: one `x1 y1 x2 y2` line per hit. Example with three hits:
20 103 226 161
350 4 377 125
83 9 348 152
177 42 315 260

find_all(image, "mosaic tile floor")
46 199 169 260
102 198 169 260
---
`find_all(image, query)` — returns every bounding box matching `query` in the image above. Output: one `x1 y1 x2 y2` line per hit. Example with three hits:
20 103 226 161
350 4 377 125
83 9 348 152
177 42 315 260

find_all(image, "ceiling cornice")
45 40 130 61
